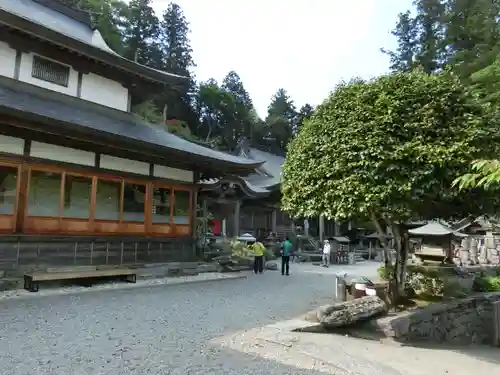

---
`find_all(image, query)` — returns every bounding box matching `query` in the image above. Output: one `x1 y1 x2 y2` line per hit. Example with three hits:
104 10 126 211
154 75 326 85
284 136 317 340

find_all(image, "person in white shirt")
322 239 331 267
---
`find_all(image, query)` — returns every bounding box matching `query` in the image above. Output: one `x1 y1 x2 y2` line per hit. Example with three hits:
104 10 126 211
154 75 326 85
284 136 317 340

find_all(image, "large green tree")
282 70 498 301
58 0 128 53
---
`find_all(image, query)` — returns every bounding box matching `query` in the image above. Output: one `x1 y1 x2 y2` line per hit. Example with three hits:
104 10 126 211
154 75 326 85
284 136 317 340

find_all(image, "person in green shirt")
280 237 293 276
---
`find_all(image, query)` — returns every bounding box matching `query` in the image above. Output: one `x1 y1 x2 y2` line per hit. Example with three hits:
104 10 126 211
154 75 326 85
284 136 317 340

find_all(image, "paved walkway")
214 318 500 375
0 263 377 375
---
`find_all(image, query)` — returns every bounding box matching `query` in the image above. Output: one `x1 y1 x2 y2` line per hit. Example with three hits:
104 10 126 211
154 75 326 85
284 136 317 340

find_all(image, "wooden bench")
24 268 137 292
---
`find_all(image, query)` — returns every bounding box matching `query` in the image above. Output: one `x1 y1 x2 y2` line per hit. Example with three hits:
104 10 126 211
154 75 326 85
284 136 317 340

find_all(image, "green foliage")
282 70 498 222
384 0 500 79
453 159 500 190
407 266 445 296
377 264 394 281
473 274 500 292
470 55 500 104
133 99 162 124
229 239 254 257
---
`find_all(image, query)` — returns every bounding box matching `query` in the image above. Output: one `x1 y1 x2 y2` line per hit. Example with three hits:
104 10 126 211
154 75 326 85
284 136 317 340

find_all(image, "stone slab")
214 317 500 375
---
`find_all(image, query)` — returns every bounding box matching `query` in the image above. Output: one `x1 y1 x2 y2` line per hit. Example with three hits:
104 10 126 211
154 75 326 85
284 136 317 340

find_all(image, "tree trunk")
311 296 387 328
389 223 409 303
369 211 391 268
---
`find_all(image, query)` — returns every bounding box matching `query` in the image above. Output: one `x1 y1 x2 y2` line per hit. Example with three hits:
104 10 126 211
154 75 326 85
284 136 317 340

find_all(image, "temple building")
199 139 345 242
0 0 261 268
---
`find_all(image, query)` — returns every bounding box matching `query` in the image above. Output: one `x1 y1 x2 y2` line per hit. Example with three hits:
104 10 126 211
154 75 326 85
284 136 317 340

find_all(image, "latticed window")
31 55 70 87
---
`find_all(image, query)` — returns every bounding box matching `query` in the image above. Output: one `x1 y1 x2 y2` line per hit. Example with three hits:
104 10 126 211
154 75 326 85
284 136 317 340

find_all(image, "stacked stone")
469 237 479 265
460 237 471 265
479 236 489 265
489 237 500 265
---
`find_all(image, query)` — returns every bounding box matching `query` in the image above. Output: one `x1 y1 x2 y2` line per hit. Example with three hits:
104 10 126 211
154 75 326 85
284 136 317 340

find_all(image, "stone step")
0 278 22 291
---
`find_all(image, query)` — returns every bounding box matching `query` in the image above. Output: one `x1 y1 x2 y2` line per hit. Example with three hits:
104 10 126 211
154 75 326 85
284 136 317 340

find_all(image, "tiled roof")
0 76 263 169
0 0 186 83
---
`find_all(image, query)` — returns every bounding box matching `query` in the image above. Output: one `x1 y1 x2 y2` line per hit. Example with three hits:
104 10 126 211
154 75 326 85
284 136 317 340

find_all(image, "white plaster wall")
30 142 95 166
100 155 149 176
19 53 78 96
80 73 128 111
154 165 194 183
0 135 24 155
0 42 16 78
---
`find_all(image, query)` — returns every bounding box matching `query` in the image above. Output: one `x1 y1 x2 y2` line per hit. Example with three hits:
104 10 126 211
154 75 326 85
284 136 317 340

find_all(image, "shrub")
377 264 394 281
229 239 253 257
473 275 500 292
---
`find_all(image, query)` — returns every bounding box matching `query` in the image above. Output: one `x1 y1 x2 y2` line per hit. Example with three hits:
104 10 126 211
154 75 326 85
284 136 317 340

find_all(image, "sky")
152 0 415 118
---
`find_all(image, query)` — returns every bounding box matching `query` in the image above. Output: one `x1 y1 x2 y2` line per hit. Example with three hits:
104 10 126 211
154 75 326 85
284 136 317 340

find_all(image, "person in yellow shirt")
249 238 265 274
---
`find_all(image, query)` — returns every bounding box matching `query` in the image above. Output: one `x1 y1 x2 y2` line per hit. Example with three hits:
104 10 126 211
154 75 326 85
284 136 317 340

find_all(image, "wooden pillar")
271 209 277 233
334 221 340 236
202 198 208 235
494 301 500 346
319 215 325 243
233 200 241 237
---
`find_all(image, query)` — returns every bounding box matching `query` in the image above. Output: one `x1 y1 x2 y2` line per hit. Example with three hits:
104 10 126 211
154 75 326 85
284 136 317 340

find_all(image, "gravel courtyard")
0 263 378 375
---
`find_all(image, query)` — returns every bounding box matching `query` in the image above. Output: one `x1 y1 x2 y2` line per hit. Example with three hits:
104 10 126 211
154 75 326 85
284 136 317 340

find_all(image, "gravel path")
0 265 354 375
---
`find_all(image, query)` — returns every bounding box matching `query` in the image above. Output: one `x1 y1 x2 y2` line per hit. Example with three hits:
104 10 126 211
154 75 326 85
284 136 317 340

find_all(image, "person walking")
280 237 293 276
249 239 265 274
322 239 331 267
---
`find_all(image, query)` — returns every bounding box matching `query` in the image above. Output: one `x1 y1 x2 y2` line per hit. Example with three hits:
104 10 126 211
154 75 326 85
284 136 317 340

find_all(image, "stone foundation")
374 292 500 345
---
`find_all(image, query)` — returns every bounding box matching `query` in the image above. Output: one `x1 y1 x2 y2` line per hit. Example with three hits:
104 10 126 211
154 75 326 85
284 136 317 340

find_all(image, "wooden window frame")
60 172 94 234
0 160 21 234
171 186 193 236
19 162 195 237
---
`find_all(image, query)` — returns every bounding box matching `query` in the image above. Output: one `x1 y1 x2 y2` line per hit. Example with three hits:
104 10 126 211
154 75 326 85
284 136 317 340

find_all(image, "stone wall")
377 292 500 345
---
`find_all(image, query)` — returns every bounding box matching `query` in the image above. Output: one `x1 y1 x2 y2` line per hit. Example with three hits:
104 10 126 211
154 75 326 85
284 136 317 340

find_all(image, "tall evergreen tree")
158 3 197 128
381 11 418 72
221 71 255 142
384 0 500 78
296 104 314 134
444 0 500 79
265 89 297 151
414 0 446 73
121 0 161 66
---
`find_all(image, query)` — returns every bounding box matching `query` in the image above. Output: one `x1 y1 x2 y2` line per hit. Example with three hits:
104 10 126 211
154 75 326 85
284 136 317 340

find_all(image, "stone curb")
0 273 247 302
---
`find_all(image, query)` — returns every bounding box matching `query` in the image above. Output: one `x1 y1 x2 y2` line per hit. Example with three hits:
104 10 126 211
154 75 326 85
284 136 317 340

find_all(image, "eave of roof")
234 147 284 194
0 0 186 85
408 222 467 237
0 76 264 172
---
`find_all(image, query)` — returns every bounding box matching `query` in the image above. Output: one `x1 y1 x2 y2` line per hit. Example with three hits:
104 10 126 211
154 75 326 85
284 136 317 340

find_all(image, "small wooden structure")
331 236 351 264
364 232 392 260
409 222 467 263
